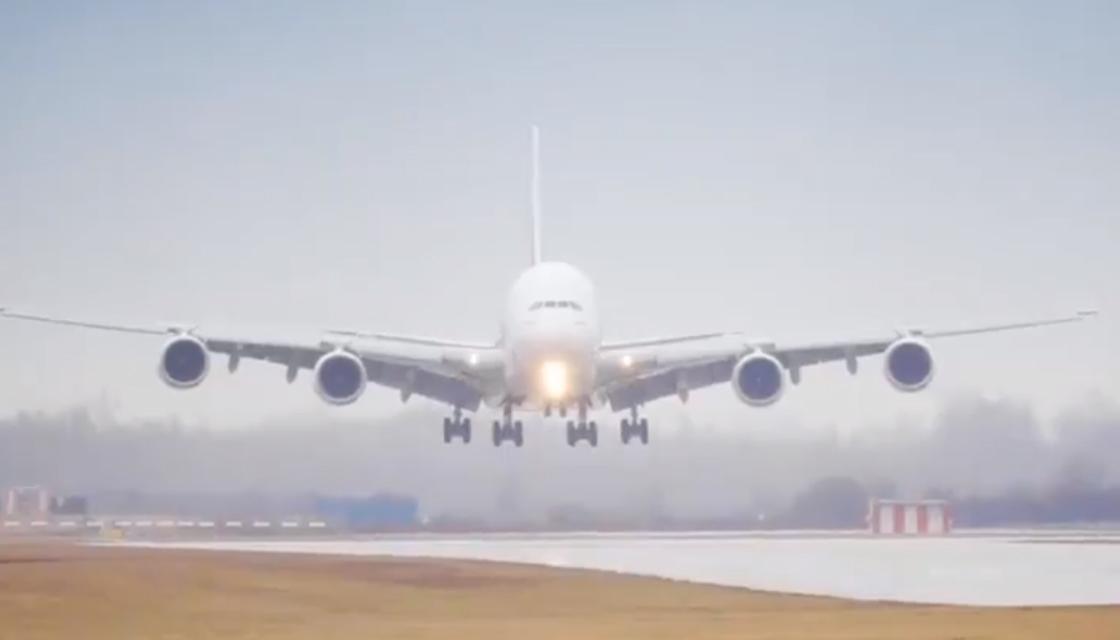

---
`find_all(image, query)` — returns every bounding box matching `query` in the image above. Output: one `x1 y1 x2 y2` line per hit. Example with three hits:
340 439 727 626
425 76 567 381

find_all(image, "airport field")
0 541 1119 639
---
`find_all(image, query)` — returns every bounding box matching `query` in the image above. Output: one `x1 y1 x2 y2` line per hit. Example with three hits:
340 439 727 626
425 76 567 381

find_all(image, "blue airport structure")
313 494 419 529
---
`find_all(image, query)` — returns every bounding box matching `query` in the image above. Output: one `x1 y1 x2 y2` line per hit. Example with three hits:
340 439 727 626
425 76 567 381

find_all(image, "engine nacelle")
731 353 785 407
314 350 367 405
884 338 935 392
158 335 209 389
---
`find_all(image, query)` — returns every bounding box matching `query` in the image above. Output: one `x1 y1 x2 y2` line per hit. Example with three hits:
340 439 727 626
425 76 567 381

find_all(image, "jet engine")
884 338 935 392
158 335 209 389
314 350 367 405
731 353 785 407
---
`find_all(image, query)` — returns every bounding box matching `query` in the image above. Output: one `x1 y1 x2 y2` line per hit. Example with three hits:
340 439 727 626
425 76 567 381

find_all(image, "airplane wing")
598 310 1098 411
600 333 729 351
0 308 497 411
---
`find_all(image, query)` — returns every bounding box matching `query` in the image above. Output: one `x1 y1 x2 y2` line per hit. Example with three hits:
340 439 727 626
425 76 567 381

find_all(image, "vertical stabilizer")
530 125 542 265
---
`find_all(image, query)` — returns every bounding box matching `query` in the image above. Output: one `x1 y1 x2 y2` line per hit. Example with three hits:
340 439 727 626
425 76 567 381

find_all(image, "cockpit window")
529 300 584 311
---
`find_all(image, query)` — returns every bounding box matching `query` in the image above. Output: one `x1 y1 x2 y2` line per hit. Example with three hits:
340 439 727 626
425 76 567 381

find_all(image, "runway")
120 529 1120 606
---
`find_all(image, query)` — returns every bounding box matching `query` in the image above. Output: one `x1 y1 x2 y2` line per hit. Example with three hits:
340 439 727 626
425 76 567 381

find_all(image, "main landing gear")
566 402 598 447
442 407 471 444
443 403 647 448
492 403 524 447
620 406 649 445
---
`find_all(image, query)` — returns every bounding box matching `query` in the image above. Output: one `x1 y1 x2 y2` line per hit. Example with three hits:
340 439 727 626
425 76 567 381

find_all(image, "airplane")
0 127 1098 448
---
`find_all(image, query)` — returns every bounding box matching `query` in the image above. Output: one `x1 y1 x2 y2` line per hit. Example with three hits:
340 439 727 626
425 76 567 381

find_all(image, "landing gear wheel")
443 414 471 444
493 418 522 447
566 420 598 447
621 411 650 446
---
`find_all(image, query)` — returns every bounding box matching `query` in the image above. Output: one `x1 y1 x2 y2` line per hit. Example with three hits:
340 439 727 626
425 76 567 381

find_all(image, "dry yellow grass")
0 541 1118 639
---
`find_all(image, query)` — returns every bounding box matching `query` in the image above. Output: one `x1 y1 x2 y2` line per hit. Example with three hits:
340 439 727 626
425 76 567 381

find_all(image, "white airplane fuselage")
501 261 601 409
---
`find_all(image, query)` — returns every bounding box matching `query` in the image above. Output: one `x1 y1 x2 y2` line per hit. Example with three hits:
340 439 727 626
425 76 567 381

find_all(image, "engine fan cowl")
731 353 785 407
159 335 209 389
884 338 935 392
314 350 368 405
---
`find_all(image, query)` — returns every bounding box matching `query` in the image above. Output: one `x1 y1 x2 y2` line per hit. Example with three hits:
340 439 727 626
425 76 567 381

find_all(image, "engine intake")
732 353 784 407
884 338 934 392
314 350 367 405
159 335 209 389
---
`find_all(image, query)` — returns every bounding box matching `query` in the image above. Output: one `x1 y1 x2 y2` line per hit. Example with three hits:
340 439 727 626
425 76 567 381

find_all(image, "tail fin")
530 125 542 265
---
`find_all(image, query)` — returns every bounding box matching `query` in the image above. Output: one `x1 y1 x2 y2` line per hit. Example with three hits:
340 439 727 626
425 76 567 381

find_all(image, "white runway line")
118 531 1120 607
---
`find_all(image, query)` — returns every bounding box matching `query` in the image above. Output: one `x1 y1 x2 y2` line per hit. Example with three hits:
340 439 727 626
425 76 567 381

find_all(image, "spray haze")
3 393 1118 527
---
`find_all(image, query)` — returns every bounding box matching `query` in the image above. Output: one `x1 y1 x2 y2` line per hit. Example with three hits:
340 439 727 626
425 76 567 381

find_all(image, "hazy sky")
1 1 1116 431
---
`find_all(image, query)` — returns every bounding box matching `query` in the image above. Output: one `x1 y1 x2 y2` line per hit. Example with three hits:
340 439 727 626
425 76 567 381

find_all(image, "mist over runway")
122 530 1120 607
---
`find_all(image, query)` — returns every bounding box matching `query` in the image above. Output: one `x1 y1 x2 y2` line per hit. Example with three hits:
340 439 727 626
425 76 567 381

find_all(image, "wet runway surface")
121 529 1120 606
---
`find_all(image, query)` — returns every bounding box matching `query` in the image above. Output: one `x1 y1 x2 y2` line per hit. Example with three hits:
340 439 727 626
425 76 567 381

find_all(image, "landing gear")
492 420 524 447
565 401 598 447
442 407 471 444
620 407 649 445
492 403 524 447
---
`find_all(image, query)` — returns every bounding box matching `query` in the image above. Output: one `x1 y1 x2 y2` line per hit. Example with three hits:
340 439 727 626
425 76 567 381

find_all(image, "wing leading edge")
0 308 496 411
599 310 1098 411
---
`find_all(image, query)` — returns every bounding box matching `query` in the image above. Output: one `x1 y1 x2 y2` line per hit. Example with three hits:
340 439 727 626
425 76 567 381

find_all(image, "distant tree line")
2 396 1119 530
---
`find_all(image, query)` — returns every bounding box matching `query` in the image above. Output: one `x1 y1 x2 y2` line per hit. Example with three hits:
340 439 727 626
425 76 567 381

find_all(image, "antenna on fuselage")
530 125 542 266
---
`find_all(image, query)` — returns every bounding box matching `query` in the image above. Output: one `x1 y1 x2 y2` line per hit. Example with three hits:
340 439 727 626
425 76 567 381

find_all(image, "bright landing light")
539 360 570 400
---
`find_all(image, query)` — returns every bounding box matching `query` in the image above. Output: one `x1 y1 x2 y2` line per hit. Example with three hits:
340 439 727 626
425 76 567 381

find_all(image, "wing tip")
1076 309 1100 319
